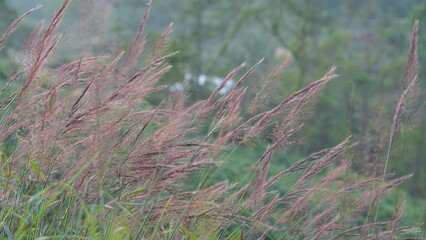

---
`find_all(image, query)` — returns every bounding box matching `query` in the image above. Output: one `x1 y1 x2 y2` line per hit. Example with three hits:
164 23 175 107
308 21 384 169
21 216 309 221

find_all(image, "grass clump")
0 1 422 239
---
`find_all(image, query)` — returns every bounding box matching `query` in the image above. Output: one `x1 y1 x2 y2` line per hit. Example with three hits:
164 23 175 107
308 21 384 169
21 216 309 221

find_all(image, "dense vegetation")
0 0 425 239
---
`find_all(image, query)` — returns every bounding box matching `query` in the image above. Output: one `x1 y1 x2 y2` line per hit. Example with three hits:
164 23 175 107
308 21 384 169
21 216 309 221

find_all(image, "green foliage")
0 0 425 239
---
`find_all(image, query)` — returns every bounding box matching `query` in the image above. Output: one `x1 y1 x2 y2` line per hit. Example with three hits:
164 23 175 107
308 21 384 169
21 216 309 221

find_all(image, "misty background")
1 0 426 225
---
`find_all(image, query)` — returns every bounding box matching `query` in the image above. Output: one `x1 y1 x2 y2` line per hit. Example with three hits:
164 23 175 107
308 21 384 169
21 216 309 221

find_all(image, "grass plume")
0 1 420 239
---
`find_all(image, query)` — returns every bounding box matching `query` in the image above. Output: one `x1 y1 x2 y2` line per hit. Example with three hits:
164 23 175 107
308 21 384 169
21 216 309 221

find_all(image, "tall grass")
0 1 421 239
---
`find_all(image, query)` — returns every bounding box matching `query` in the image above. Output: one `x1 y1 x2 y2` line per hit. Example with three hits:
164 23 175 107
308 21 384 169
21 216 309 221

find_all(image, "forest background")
1 0 426 235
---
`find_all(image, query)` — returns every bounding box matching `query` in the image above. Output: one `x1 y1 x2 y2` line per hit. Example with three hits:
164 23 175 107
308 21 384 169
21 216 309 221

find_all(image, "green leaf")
125 188 147 197
29 161 46 181
179 225 197 240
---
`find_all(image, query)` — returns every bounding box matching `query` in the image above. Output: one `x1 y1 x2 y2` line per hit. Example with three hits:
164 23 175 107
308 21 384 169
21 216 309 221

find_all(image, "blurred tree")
0 0 18 32
237 0 335 90
161 0 258 100
111 0 258 101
